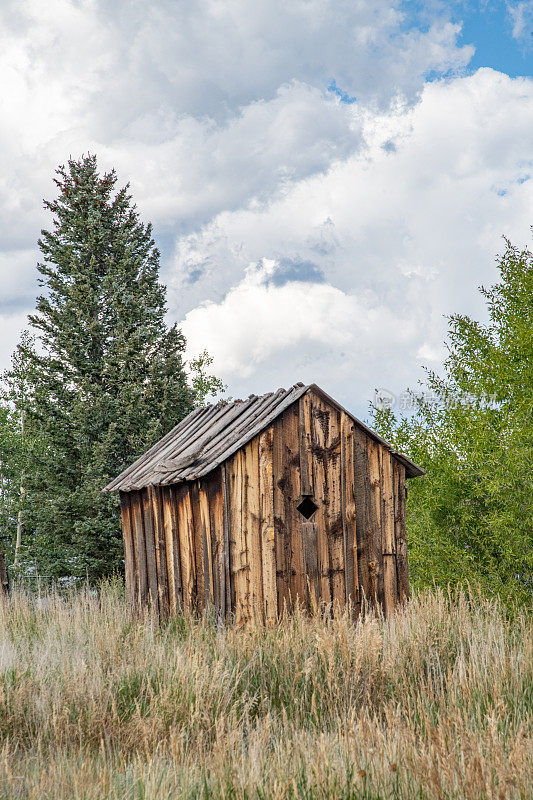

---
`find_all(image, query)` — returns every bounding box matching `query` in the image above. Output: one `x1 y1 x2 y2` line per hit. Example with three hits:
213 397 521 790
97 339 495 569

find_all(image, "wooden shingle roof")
104 383 424 492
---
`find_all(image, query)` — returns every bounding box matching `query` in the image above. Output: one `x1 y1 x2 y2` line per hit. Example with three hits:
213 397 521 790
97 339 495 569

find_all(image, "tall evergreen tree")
17 155 193 580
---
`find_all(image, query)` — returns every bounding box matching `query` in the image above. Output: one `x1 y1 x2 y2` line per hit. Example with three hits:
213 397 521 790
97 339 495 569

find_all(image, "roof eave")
103 382 425 492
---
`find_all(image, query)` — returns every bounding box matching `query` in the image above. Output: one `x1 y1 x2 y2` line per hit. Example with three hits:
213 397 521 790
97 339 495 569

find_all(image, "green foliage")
0 332 42 572
0 402 21 561
189 349 227 407
6 155 194 581
371 237 533 603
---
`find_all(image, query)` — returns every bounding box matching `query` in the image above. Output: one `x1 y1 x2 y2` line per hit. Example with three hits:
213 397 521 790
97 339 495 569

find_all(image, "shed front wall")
119 390 409 620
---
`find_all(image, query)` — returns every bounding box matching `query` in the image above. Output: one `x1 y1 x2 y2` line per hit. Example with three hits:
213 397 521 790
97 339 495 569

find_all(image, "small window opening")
297 496 318 520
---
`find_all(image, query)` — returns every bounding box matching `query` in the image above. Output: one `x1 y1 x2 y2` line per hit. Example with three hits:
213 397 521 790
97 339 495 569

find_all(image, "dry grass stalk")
0 585 530 799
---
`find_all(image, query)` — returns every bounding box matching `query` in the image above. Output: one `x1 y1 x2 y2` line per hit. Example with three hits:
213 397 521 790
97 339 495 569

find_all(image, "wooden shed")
104 383 424 622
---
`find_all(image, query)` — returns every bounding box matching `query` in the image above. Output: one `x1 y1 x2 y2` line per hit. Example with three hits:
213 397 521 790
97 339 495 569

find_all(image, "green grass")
0 585 531 799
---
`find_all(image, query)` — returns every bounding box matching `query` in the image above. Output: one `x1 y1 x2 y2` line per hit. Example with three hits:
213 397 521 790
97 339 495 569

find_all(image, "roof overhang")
104 383 425 492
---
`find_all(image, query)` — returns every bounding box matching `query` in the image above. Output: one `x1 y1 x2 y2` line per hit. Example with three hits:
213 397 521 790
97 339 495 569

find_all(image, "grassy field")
0 585 530 800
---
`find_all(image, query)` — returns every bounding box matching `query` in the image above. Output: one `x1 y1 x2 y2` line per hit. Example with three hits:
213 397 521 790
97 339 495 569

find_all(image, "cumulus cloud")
181 259 422 409
101 82 361 230
0 0 530 415
0 0 471 246
177 70 533 412
0 0 474 380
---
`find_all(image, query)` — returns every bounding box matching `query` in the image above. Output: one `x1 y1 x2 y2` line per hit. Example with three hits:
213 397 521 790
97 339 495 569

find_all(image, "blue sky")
404 1 532 76
0 0 532 416
453 1 531 75
332 2 532 101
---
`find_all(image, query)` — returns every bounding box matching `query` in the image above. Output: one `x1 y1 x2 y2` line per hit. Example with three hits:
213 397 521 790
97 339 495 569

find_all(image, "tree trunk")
14 494 23 567
14 410 24 568
0 546 9 597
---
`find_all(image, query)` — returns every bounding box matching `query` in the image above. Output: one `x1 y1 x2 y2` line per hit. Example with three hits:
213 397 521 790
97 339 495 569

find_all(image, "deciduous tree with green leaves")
189 350 227 407
372 237 533 603
0 401 20 583
0 331 39 574
11 155 195 581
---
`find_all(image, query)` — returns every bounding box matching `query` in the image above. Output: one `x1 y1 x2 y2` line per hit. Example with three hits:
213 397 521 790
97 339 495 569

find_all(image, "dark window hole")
297 496 318 520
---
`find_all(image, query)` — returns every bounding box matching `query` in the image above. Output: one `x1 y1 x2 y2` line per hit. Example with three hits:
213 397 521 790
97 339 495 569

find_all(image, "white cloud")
181 259 421 409
0 0 471 238
508 1 533 46
0 0 471 345
176 70 533 412
0 249 40 308
0 0 530 416
100 82 361 229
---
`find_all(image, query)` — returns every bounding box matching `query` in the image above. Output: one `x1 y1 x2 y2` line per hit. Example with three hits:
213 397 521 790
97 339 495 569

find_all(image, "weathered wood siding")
119 389 410 621
119 470 226 616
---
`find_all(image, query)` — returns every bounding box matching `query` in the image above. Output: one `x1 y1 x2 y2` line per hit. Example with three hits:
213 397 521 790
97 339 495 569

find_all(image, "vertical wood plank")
120 492 137 610
309 395 331 606
176 485 196 612
150 485 169 618
299 394 313 496
244 440 264 623
325 404 344 607
383 556 397 616
150 485 161 611
273 416 291 615
340 414 359 613
302 522 319 611
394 461 409 603
222 465 232 618
228 450 249 625
381 453 396 554
130 491 148 608
198 481 213 608
141 488 159 615
381 452 397 616
189 482 205 611
259 427 277 624
207 471 224 617
367 439 384 607
162 486 182 613
353 429 371 607
284 404 306 608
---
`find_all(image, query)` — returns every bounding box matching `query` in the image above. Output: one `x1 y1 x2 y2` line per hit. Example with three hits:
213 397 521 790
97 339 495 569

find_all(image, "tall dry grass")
0 584 530 799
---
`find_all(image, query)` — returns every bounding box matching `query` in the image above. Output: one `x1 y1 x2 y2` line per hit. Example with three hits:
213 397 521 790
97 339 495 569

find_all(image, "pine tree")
19 155 193 580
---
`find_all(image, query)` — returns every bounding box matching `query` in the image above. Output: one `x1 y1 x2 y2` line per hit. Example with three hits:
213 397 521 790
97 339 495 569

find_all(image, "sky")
0 0 532 418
